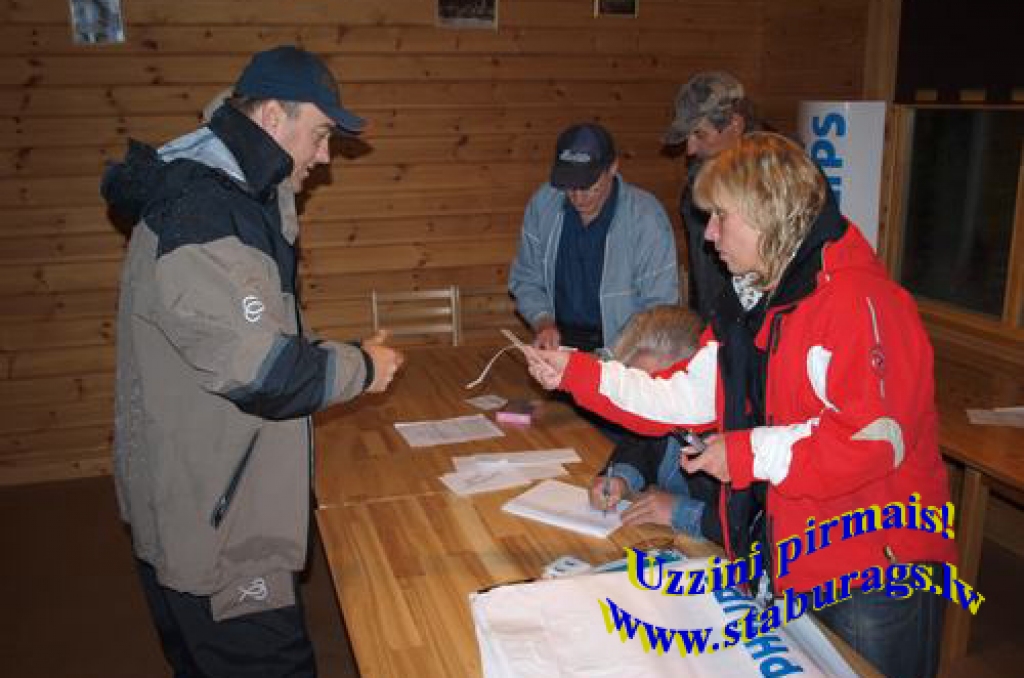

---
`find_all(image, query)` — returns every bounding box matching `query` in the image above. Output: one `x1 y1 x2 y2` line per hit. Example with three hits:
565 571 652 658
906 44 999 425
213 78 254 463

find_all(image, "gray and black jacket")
103 105 370 601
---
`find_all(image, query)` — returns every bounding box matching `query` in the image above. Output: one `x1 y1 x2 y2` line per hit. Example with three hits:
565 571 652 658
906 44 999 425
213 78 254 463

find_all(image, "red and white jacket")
559 225 957 593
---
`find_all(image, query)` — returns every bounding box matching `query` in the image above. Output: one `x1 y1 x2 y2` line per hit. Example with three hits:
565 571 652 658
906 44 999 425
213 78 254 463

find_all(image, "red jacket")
560 225 957 593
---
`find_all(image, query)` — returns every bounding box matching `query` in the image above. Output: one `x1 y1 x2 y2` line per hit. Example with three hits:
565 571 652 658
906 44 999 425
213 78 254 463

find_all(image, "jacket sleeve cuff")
560 351 600 393
670 496 707 541
725 430 756 489
607 463 645 494
323 341 370 405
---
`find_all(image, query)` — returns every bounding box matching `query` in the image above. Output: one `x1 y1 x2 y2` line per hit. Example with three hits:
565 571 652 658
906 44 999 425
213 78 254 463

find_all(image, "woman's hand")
523 347 571 390
680 434 731 482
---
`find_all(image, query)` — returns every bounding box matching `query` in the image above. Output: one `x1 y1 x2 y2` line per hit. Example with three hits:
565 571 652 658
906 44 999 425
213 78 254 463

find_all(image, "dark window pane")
900 109 1022 316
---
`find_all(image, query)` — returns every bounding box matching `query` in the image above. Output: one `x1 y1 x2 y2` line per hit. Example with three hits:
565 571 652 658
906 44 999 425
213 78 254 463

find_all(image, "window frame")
880 104 1024 364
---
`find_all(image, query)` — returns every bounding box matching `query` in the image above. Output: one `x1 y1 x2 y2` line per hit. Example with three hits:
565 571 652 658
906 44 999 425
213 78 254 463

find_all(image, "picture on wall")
438 0 498 28
595 0 638 17
68 0 125 44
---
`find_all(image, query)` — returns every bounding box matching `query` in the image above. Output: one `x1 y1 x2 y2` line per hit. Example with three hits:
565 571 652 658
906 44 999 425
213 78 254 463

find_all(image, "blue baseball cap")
550 123 616 189
235 45 365 134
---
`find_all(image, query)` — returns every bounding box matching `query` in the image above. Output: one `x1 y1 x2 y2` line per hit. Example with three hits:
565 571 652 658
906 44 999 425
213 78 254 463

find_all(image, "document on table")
502 479 627 539
465 448 581 466
967 406 1024 428
453 457 567 481
440 464 545 496
394 414 504 448
442 449 578 496
470 563 857 678
465 394 508 411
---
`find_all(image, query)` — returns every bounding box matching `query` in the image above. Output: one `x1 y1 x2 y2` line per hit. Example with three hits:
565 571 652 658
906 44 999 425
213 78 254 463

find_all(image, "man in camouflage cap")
665 71 768 321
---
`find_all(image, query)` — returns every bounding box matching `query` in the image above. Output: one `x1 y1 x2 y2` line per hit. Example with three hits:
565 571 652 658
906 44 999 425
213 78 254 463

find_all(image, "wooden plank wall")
0 0 870 484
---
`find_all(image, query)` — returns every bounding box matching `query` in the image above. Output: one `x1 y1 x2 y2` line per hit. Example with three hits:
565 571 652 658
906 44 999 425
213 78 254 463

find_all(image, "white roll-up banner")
798 101 886 249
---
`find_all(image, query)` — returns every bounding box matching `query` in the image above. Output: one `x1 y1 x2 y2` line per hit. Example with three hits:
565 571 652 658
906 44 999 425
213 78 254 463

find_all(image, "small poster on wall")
69 0 126 44
595 0 638 17
437 0 498 29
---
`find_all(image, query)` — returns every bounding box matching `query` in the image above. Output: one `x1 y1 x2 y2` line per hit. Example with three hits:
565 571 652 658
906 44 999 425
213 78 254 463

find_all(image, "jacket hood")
100 105 293 229
101 139 219 227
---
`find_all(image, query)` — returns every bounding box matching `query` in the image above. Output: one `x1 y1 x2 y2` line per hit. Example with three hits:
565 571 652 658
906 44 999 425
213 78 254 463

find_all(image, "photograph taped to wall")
596 0 638 17
438 0 498 28
69 0 125 44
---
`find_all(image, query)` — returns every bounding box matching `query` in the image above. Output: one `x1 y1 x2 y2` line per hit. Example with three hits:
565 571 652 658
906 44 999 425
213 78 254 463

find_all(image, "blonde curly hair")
693 132 826 290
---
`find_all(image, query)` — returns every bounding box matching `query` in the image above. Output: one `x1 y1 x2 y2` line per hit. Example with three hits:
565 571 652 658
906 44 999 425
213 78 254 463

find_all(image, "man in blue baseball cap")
101 46 402 677
510 122 680 354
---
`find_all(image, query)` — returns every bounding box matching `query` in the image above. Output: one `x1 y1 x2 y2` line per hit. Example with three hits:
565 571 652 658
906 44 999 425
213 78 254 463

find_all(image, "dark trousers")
814 581 944 678
136 559 316 678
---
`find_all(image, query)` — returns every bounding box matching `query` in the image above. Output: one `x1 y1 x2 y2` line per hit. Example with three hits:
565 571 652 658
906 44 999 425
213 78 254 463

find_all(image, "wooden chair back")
370 286 462 346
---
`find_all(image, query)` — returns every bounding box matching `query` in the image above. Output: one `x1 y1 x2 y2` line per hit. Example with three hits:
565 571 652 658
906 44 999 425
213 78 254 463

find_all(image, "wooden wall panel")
0 0 871 484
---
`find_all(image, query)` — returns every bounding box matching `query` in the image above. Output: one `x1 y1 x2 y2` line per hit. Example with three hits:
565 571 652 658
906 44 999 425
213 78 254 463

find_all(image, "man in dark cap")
102 46 403 676
665 71 769 321
509 122 679 353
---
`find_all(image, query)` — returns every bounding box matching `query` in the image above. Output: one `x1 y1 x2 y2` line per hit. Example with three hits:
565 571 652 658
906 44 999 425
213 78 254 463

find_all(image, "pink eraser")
496 410 532 425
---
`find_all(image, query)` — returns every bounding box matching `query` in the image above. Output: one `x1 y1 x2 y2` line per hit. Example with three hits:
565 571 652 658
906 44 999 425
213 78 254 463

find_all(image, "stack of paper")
440 449 581 496
502 479 626 538
471 564 857 678
394 414 504 447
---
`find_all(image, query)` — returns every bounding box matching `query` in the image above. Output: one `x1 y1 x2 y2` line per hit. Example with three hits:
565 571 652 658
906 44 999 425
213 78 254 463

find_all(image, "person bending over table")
525 133 957 678
589 305 721 543
508 122 679 353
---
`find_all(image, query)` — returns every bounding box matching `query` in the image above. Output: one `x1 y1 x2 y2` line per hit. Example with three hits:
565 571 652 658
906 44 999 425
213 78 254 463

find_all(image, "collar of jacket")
208 104 293 201
768 189 847 309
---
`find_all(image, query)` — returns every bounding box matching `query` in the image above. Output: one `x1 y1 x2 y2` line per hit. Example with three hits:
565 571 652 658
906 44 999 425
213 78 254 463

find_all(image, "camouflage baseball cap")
663 71 745 145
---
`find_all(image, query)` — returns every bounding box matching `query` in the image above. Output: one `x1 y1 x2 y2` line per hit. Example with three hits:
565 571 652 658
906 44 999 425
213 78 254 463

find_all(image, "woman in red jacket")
526 133 956 678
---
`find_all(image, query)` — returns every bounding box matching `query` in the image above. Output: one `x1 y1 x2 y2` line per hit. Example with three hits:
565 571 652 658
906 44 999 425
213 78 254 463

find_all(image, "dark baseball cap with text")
549 123 617 189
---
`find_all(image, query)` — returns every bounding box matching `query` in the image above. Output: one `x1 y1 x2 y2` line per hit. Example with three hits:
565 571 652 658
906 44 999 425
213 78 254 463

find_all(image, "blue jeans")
813 579 944 678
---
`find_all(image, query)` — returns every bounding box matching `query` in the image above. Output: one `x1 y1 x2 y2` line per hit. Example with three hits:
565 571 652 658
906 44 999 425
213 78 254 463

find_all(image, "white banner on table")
798 101 886 249
471 563 857 678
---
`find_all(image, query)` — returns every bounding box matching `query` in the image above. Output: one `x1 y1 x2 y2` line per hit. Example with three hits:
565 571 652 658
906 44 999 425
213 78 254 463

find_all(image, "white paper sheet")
470 448 582 466
502 480 626 539
441 467 532 495
466 394 509 411
454 457 567 479
394 414 505 447
967 406 1024 428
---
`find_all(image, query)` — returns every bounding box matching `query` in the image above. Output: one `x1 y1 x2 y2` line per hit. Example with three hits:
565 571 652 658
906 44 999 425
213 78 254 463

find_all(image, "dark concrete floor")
0 476 358 678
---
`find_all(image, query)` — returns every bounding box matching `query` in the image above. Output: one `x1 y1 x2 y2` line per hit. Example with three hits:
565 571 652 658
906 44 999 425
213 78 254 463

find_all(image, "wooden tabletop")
316 492 696 678
314 345 614 507
313 344 881 678
931 345 1023 671
933 349 1024 490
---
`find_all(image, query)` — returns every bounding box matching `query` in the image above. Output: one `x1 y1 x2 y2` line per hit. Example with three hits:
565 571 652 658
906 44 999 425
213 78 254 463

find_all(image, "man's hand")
523 347 570 390
362 330 404 393
588 475 628 512
533 319 561 350
620 488 676 527
680 434 730 482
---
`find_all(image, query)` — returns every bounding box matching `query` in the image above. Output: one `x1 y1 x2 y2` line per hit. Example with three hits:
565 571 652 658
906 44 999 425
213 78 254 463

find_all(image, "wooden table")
314 345 612 508
313 345 880 678
933 348 1024 672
